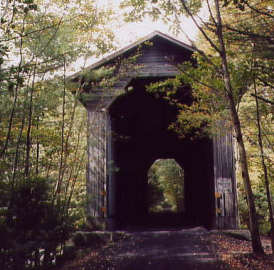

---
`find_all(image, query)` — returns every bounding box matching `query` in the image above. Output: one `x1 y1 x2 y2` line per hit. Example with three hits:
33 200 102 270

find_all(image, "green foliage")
147 77 182 98
120 0 202 29
80 66 117 91
146 58 227 139
81 66 115 83
0 0 116 268
238 178 273 235
72 231 105 247
237 88 273 235
148 159 184 213
0 177 73 269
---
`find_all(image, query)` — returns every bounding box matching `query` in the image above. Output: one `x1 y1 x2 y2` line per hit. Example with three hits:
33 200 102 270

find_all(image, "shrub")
0 177 73 269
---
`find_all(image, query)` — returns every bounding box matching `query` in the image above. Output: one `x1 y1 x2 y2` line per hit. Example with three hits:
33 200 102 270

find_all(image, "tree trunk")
253 77 274 254
11 116 26 187
229 96 264 254
53 59 66 203
36 115 40 176
214 0 264 255
25 62 37 177
0 15 26 159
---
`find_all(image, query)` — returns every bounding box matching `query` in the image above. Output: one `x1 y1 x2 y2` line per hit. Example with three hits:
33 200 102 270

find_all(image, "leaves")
0 0 116 268
148 159 184 213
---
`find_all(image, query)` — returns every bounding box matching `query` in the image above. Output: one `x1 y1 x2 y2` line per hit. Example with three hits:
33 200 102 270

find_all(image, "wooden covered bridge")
71 31 238 230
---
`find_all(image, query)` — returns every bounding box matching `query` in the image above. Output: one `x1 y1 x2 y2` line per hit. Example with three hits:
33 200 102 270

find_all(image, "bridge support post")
213 126 238 229
86 109 115 230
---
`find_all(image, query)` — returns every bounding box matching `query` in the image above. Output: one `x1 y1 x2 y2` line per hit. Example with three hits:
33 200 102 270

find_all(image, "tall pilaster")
86 109 109 229
213 125 238 229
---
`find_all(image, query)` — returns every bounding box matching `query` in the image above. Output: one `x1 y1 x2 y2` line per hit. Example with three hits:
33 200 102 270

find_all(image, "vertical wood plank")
87 110 108 219
106 113 116 221
213 123 238 229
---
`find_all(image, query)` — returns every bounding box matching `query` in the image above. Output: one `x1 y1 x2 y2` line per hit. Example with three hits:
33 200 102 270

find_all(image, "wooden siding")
81 33 238 230
87 110 108 219
81 38 192 110
69 31 194 82
106 113 116 229
135 42 182 77
213 124 238 229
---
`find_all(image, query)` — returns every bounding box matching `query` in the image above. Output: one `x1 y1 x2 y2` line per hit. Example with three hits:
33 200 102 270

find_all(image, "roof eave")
69 31 195 81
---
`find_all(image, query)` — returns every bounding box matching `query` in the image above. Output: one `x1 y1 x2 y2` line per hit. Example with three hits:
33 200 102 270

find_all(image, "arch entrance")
146 158 185 227
71 31 238 230
147 159 185 215
108 78 215 229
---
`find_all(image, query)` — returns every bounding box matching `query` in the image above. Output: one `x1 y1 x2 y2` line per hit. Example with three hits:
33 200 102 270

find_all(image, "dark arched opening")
109 77 215 229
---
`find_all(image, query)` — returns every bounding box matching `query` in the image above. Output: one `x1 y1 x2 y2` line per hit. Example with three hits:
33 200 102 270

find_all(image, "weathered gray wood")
69 31 194 82
134 44 182 77
106 113 116 229
77 32 238 230
75 33 193 110
213 125 238 229
87 110 108 223
86 109 116 229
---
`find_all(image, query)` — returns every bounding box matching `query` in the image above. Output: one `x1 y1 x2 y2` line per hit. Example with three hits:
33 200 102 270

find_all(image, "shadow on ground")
81 227 231 270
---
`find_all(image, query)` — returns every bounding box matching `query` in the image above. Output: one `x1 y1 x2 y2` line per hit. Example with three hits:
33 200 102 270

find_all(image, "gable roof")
70 31 195 81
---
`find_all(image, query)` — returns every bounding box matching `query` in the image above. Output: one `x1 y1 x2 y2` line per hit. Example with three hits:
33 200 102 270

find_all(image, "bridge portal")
71 31 238 230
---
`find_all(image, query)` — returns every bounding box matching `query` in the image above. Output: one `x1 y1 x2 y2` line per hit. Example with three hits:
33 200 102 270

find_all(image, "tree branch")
243 0 274 19
250 93 274 105
179 0 222 54
224 24 274 44
206 0 217 27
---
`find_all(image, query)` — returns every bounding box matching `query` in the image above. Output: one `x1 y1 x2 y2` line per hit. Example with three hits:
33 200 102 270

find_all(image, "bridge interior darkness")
109 78 216 229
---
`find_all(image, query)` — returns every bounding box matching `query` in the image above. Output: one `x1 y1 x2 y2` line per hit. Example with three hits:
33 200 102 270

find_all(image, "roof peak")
70 31 195 80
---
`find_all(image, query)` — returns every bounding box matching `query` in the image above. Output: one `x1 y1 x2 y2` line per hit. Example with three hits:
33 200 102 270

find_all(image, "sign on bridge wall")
215 177 234 217
217 178 232 193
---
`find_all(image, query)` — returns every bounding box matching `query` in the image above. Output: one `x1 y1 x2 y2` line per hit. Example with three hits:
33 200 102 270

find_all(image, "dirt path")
103 227 225 270
61 227 273 270
67 227 228 270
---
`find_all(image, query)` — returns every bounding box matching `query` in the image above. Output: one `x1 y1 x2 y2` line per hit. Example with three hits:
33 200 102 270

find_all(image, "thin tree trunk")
0 34 24 159
46 160 52 179
10 70 35 187
63 117 83 207
66 151 86 214
11 115 26 187
59 96 78 194
25 61 37 177
53 58 66 203
214 0 264 254
35 115 40 176
34 72 47 177
253 77 274 254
